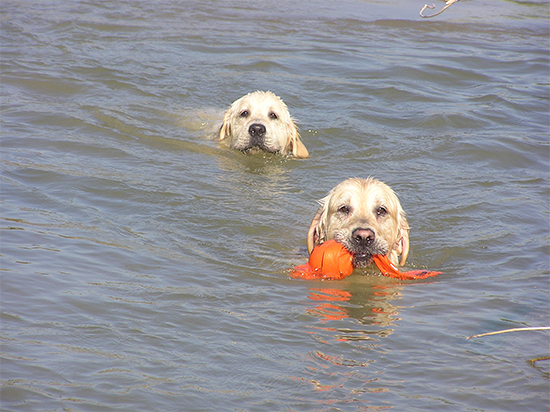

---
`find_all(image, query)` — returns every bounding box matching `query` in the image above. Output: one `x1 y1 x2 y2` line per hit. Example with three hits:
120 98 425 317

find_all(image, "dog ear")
286 121 309 158
397 213 410 266
307 205 325 254
218 108 232 141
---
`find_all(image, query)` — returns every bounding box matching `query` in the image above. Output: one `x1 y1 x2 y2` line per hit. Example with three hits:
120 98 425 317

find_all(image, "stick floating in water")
420 0 461 18
467 327 550 340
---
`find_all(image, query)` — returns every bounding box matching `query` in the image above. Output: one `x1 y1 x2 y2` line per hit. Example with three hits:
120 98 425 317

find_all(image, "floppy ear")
218 108 233 141
307 205 326 254
397 213 410 266
286 121 309 158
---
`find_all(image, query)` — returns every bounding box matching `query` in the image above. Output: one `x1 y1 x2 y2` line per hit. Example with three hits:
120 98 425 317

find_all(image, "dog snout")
352 228 375 247
248 123 266 138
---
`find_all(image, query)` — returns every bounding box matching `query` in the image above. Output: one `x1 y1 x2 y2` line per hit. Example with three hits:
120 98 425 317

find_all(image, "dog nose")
248 123 266 138
352 228 375 246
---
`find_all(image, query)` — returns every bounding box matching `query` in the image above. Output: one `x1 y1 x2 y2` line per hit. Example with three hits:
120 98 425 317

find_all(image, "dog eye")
376 206 388 216
338 205 350 215
240 110 249 118
269 112 278 120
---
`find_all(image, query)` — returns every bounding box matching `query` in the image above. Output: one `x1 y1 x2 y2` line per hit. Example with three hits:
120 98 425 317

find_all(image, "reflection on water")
305 282 403 335
294 279 409 403
215 150 293 179
307 288 353 322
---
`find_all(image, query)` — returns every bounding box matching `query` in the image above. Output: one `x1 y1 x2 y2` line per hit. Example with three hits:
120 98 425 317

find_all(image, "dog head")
219 91 309 158
307 178 409 267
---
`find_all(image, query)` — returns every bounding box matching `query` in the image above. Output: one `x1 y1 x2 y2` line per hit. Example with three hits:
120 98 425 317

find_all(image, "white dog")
219 91 309 158
307 178 410 268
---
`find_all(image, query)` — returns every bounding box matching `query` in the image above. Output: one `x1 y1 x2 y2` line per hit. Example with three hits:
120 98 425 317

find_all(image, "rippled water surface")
2 0 549 410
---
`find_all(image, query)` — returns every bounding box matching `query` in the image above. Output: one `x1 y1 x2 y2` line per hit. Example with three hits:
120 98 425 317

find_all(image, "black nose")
248 123 266 138
352 228 375 246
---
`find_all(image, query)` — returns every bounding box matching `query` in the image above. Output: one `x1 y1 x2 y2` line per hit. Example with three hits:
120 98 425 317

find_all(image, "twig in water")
467 326 550 340
420 0 461 18
528 356 550 367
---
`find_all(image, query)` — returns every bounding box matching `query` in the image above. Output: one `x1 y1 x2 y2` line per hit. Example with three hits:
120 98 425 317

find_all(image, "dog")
307 178 410 269
219 91 309 158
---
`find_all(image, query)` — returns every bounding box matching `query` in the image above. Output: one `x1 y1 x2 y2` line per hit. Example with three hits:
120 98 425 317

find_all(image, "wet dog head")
219 91 308 158
307 178 409 268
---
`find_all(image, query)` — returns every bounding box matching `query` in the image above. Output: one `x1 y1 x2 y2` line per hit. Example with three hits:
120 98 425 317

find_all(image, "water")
1 0 549 410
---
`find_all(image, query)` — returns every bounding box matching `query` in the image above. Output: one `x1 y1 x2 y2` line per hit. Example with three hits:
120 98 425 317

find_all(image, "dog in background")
307 178 410 268
219 91 309 158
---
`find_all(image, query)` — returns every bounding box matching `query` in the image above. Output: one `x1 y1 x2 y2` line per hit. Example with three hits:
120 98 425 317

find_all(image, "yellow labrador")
307 178 410 268
219 91 309 158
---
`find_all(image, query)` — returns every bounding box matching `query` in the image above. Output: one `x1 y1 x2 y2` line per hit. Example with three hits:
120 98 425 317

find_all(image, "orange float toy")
371 254 442 280
291 240 442 281
290 240 354 280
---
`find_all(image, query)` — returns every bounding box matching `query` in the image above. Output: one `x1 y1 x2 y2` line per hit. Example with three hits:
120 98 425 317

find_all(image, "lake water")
1 0 549 410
